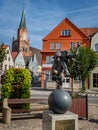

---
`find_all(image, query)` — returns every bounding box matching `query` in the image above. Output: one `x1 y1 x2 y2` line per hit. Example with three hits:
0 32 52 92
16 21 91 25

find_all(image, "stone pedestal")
2 98 11 124
42 110 78 130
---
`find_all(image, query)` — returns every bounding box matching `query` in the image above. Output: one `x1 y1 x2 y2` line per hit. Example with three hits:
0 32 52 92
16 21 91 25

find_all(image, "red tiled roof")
23 50 33 57
80 28 98 37
2 45 9 49
11 52 18 61
43 18 88 40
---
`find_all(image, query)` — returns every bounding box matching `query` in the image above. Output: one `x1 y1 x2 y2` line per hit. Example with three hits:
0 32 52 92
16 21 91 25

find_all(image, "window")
0 63 2 70
95 44 98 52
50 56 54 64
6 50 9 54
46 56 49 64
5 56 7 60
66 78 70 83
61 30 71 36
8 57 10 61
45 70 52 80
56 42 61 50
70 42 75 49
5 65 7 70
77 42 81 47
93 73 98 87
46 56 54 64
50 42 55 50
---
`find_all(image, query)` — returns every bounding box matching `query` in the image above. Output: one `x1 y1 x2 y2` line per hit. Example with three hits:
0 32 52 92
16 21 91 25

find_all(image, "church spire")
19 8 26 29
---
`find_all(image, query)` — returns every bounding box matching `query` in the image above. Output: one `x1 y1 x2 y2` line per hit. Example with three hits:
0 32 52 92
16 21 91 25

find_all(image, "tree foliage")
2 68 31 99
1 68 32 109
69 47 97 83
0 43 5 63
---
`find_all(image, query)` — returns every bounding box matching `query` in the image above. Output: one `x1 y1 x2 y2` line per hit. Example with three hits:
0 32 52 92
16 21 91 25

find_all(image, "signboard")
55 119 75 130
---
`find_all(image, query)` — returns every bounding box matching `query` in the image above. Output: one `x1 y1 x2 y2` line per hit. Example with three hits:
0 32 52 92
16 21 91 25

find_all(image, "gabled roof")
2 45 9 50
19 8 26 29
11 52 18 61
43 18 88 40
24 56 32 67
30 47 42 65
80 28 98 37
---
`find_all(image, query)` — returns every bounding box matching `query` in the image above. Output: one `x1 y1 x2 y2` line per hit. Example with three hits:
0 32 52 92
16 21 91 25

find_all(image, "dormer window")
61 30 71 36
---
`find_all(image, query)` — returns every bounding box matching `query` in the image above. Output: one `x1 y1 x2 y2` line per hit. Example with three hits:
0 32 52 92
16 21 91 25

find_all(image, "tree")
69 47 97 91
1 68 32 109
0 43 5 69
0 43 5 74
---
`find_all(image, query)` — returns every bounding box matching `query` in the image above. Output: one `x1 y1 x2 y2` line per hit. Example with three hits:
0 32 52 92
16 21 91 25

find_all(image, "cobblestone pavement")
0 104 97 130
79 104 98 130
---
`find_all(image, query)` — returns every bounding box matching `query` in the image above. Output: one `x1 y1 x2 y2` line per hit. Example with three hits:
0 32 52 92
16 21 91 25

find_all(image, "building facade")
90 32 98 89
11 8 42 84
11 51 25 68
41 18 90 89
1 45 14 72
12 8 33 70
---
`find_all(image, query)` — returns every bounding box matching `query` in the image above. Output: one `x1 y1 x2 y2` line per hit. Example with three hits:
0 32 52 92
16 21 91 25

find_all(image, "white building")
1 45 14 72
11 51 25 68
90 32 98 89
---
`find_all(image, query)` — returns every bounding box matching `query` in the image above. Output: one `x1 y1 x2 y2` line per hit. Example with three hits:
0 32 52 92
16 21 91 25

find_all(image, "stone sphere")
48 89 72 114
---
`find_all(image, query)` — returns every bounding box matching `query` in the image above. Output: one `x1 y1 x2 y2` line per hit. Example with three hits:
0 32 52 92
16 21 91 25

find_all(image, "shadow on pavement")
89 119 98 124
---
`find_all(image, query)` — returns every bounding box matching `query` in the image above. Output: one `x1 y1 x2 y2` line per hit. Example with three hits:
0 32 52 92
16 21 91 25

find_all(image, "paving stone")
0 104 97 130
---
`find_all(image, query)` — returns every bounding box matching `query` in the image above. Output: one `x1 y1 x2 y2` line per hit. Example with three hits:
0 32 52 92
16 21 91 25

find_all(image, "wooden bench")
2 98 48 123
8 98 48 113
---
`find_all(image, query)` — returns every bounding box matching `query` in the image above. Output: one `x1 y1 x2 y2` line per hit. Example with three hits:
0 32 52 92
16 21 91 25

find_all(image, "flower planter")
70 94 88 119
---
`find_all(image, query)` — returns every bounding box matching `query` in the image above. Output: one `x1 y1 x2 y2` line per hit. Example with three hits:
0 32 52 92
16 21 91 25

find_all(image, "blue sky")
0 0 98 49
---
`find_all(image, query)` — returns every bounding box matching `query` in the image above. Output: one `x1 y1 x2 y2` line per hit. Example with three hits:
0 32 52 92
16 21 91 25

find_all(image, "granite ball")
48 89 72 114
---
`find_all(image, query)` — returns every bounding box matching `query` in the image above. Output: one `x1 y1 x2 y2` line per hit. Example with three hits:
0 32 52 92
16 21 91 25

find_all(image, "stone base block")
42 110 78 130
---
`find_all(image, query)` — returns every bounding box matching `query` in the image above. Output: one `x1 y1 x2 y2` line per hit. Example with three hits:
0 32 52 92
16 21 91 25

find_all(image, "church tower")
12 8 32 56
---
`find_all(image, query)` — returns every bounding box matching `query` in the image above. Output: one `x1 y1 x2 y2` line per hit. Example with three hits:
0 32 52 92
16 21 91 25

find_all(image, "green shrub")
1 68 32 109
70 93 86 99
80 86 86 93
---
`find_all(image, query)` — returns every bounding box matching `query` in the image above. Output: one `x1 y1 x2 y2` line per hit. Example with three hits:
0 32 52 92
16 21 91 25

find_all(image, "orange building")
41 18 90 89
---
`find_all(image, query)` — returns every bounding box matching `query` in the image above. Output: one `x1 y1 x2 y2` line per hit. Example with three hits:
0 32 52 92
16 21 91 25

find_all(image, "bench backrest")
8 98 48 104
